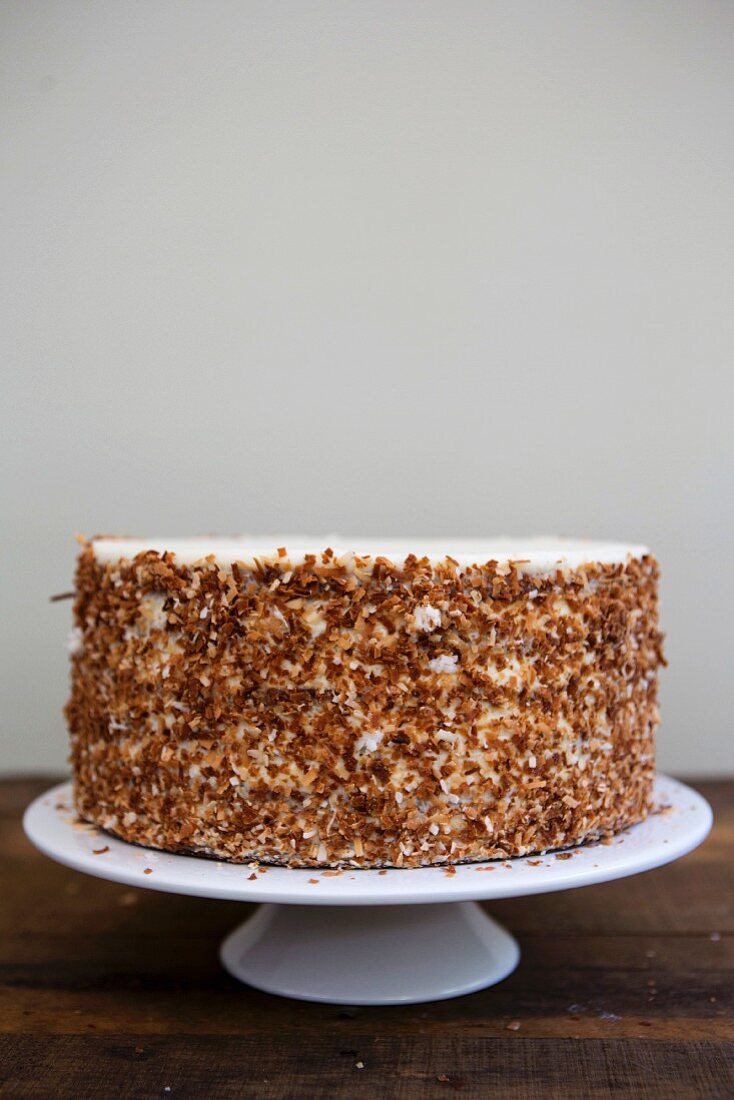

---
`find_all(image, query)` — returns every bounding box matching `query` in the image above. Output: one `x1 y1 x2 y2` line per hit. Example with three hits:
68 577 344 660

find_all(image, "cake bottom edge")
71 785 656 870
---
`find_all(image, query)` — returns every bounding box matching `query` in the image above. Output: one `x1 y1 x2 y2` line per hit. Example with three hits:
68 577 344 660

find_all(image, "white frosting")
428 654 459 674
414 604 442 632
90 535 649 574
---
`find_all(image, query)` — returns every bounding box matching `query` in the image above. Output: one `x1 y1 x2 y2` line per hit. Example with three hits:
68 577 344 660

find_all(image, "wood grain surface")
1 777 732 1099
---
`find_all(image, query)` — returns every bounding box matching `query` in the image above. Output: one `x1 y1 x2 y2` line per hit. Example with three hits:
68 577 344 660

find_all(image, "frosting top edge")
88 535 651 573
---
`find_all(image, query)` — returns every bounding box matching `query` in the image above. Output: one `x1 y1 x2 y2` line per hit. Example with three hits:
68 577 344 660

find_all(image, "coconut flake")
356 730 384 753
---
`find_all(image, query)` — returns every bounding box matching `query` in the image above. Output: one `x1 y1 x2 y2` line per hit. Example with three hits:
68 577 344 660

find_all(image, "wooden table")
1 777 732 1098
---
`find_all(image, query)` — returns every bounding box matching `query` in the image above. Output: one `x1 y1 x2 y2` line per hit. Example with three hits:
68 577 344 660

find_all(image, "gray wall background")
2 1 733 776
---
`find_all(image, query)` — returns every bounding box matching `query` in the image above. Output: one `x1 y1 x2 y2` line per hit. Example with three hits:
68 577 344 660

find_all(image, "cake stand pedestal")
220 900 519 1004
24 775 711 1005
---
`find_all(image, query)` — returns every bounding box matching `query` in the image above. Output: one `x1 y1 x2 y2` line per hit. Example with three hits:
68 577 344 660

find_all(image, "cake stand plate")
24 775 711 1005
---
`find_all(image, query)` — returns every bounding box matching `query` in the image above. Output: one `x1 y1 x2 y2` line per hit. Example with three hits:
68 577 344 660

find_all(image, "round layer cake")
66 536 664 867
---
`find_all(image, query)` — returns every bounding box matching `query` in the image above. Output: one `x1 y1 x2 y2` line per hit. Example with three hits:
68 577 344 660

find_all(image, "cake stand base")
25 776 712 1006
219 900 519 1004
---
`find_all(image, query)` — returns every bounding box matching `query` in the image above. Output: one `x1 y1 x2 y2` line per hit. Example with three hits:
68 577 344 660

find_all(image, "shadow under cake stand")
24 775 711 1005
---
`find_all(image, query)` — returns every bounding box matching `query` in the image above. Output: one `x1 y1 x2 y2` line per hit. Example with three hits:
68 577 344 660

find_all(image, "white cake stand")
24 775 711 1005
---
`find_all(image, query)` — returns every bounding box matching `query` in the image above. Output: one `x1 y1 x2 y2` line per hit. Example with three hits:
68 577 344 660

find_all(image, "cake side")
66 541 664 867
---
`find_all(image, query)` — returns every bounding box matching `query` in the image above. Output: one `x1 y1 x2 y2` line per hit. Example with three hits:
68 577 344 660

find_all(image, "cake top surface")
89 536 649 573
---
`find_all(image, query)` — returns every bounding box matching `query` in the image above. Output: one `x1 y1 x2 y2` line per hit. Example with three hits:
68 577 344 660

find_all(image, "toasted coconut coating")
66 542 664 867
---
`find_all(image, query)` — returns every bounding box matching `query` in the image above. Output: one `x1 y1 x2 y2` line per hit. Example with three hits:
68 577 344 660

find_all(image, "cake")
66 537 664 867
